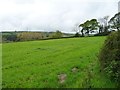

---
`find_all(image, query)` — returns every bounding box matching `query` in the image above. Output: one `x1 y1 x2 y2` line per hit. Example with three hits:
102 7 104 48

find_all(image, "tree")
2 33 17 42
74 32 81 37
73 23 80 33
98 16 109 33
98 24 104 33
109 12 120 31
17 32 44 41
79 19 99 36
89 19 99 33
83 20 90 36
50 30 63 39
79 23 85 37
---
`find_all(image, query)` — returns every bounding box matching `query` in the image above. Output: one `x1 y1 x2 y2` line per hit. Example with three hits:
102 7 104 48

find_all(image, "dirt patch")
58 73 67 84
71 67 79 73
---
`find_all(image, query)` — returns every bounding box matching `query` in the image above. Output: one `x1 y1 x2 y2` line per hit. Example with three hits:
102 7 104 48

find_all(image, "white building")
118 1 120 12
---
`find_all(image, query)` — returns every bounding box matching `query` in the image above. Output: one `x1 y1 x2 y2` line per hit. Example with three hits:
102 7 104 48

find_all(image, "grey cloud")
0 0 119 32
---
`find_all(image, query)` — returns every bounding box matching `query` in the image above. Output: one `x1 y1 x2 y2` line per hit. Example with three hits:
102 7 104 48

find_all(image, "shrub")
2 33 17 42
94 31 111 36
50 30 63 39
17 32 44 41
99 31 120 86
74 32 81 37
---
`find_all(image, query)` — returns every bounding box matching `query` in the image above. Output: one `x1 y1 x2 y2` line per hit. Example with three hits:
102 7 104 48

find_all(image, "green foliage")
2 33 17 42
109 12 120 31
17 32 44 41
79 19 99 36
99 31 120 86
2 37 116 88
50 30 63 39
74 32 81 37
2 32 45 42
94 31 111 36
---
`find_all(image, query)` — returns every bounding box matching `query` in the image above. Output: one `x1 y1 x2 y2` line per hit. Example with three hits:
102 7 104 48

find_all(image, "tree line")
75 12 120 37
2 31 63 42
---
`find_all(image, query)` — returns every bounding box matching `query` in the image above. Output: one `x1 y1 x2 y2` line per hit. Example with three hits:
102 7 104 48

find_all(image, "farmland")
2 37 116 88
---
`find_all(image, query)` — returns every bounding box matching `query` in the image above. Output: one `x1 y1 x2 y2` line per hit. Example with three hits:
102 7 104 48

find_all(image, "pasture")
2 37 116 88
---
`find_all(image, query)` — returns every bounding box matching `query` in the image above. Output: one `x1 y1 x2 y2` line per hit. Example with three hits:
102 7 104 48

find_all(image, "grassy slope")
2 37 116 88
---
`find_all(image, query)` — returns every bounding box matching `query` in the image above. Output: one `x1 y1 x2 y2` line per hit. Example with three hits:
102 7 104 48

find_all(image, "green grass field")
2 37 116 88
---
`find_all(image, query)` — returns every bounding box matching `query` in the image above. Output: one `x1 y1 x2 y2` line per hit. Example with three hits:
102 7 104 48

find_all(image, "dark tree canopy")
79 19 99 36
109 12 120 31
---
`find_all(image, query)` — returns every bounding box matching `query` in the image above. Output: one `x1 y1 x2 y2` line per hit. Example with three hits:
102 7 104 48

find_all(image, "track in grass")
2 37 116 88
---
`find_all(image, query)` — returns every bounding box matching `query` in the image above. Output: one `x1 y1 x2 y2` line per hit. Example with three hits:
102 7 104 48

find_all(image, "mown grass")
2 37 116 88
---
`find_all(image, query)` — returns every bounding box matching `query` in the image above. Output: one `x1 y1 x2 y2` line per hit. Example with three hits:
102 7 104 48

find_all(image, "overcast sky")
0 0 119 32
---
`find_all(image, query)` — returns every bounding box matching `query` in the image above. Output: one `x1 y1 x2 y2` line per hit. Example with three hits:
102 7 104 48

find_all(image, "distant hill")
2 31 75 42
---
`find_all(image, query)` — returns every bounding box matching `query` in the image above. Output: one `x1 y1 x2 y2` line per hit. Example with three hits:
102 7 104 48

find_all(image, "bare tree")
98 16 109 33
72 23 80 33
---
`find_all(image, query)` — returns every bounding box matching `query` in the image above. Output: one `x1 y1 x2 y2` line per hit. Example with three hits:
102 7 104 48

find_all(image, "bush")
99 31 120 86
50 30 63 39
2 33 17 42
74 32 81 37
94 31 111 36
17 32 44 41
